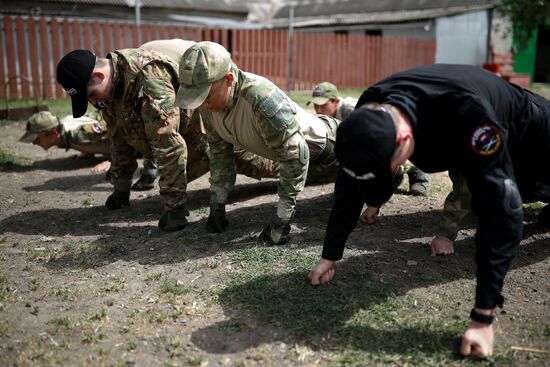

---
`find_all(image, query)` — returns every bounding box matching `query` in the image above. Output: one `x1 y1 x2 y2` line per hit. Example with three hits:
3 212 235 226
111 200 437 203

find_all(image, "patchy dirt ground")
0 119 549 366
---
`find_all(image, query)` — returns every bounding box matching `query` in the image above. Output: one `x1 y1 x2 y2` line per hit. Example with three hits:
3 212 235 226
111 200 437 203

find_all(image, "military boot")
131 174 156 191
132 166 157 191
409 166 431 196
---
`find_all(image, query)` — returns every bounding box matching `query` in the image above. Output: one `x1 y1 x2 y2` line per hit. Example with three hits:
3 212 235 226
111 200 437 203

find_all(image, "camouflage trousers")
436 169 471 241
394 161 431 194
185 146 276 184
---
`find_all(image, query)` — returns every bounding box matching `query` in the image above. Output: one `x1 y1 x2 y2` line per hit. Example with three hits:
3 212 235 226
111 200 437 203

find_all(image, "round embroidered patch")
471 125 502 156
91 123 103 134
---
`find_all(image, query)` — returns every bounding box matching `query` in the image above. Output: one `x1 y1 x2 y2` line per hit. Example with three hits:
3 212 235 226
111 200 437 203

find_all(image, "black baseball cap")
334 108 397 207
56 50 96 118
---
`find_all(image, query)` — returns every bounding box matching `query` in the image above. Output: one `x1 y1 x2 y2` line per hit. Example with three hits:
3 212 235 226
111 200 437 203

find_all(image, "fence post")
287 6 294 92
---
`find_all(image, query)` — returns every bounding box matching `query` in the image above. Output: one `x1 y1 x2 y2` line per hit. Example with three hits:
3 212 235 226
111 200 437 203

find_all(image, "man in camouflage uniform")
21 110 109 161
20 110 159 189
175 41 340 245
308 81 432 196
431 170 550 256
56 39 276 231
307 81 357 121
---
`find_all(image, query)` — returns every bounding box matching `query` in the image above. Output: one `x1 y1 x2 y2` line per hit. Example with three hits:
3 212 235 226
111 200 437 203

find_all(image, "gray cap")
20 111 59 143
175 41 232 110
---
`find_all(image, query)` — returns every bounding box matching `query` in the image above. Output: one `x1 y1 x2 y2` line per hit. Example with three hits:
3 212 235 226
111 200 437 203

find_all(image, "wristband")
470 308 494 324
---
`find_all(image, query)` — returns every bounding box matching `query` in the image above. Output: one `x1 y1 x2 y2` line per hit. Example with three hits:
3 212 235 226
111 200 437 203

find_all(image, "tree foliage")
498 0 550 46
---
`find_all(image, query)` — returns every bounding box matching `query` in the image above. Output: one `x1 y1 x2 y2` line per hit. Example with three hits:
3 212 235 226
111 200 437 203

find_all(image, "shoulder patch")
470 125 502 156
91 123 103 134
257 88 295 128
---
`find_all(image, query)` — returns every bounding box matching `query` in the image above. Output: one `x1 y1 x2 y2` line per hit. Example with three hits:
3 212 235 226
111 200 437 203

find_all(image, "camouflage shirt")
101 48 191 211
60 113 109 155
201 68 332 221
336 97 358 121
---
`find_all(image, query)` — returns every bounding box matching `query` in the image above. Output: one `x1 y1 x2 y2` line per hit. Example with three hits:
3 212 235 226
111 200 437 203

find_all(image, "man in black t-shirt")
308 64 550 358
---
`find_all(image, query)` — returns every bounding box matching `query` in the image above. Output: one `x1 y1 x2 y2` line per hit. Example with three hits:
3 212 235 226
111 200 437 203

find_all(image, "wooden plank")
113 23 121 50
177 25 186 40
132 23 139 47
140 23 149 45
250 31 262 75
266 30 272 82
83 20 92 51
4 16 18 99
232 29 241 66
123 23 131 48
62 18 71 52
221 28 228 50
103 22 112 55
167 25 176 39
51 18 64 98
72 19 82 49
92 20 101 55
39 17 53 99
15 16 30 98
28 17 41 100
0 16 6 100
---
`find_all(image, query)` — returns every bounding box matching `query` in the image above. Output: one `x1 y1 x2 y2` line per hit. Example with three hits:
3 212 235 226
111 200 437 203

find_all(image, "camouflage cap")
307 82 339 106
175 41 232 109
20 111 59 143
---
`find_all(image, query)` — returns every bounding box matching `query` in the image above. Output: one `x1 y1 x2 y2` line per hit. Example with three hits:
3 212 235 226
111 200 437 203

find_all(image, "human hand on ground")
308 258 336 285
91 160 111 173
430 235 455 256
359 206 379 224
460 313 494 358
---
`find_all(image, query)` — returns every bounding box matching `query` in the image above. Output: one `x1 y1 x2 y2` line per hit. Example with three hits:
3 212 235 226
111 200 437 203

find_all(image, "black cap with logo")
56 50 96 118
334 108 397 207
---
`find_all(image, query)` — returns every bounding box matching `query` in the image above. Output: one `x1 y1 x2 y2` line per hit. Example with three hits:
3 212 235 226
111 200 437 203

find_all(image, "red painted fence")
0 15 435 100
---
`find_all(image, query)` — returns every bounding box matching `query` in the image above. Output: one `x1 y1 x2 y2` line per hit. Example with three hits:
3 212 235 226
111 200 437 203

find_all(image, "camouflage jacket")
201 68 333 221
336 96 358 121
60 112 109 155
101 48 192 211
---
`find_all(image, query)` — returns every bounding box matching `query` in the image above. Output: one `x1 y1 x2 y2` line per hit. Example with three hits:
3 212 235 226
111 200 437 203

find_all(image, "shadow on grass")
10 190 446 272
190 238 549 359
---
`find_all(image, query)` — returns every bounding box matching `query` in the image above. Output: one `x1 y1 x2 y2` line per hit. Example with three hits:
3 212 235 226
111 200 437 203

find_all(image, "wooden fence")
0 15 435 100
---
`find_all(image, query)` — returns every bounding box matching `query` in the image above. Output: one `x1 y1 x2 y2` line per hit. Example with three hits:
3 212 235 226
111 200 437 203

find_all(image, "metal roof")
272 0 497 18
35 0 250 13
269 3 497 28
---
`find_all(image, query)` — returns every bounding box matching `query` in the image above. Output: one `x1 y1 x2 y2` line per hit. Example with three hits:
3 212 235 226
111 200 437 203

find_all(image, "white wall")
435 10 489 65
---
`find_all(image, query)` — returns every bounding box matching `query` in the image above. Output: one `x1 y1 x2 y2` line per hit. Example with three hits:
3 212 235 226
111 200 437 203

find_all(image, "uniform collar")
222 67 241 112
107 52 122 100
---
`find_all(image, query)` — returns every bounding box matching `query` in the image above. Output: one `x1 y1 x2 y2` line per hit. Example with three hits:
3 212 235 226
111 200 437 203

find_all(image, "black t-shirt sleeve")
322 169 365 260
458 97 523 309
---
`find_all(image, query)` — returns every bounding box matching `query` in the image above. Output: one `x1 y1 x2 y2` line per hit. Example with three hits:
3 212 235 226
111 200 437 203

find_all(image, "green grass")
214 246 514 366
0 149 17 171
160 277 190 296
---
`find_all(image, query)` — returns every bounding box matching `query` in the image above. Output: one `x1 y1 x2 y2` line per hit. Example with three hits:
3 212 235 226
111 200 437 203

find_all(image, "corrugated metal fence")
0 15 435 100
